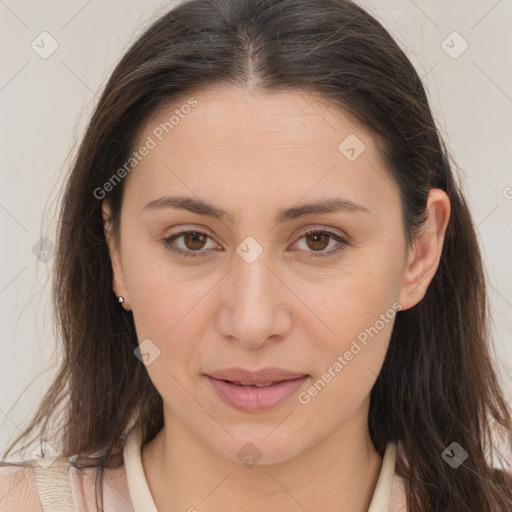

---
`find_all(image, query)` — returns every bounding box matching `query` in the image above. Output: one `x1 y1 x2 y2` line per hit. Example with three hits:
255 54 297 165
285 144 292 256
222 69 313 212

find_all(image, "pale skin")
103 85 450 512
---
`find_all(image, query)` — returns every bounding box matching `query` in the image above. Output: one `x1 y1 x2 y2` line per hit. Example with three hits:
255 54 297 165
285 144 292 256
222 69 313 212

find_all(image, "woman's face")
105 85 421 464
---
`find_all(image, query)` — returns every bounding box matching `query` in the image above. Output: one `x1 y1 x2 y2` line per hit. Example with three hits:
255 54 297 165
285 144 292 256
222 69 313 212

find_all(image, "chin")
211 427 311 467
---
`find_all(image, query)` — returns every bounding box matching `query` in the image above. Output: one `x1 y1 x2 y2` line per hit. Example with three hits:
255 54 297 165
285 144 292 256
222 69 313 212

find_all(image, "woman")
1 0 511 511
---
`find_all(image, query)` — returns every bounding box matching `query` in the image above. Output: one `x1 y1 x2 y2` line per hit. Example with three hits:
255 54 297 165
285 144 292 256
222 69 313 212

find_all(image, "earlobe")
398 188 451 310
102 201 131 311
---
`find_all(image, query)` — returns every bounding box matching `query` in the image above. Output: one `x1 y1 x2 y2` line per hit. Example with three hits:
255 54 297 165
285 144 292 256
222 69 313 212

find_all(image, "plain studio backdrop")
0 0 511 460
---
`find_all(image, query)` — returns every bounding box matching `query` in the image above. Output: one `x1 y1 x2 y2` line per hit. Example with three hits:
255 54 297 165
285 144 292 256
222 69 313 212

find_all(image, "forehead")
123 85 396 219
142 84 375 152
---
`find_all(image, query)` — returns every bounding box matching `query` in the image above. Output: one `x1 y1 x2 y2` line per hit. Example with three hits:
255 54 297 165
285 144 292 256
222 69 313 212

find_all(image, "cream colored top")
0 426 407 511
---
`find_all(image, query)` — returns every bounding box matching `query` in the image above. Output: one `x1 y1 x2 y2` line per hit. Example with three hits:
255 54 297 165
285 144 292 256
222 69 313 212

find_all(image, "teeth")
231 381 275 387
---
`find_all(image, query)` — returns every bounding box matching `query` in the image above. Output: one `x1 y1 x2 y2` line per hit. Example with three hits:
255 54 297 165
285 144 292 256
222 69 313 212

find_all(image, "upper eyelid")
165 226 348 250
165 226 224 248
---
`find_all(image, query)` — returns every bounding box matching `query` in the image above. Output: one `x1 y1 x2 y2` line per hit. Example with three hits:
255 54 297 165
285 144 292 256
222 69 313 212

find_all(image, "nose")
215 248 293 349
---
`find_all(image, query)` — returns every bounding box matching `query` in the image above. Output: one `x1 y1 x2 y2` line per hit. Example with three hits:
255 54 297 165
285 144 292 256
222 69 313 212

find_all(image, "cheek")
299 293 396 423
299 247 402 400
305 249 403 339
120 232 216 374
120 228 186 329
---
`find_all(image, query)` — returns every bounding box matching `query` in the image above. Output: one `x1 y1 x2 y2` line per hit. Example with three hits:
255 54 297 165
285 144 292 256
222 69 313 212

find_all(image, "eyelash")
161 228 349 259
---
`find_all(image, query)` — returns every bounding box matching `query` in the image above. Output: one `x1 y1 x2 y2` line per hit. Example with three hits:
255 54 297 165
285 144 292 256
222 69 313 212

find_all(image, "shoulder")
1 455 133 512
0 461 44 512
0 456 80 512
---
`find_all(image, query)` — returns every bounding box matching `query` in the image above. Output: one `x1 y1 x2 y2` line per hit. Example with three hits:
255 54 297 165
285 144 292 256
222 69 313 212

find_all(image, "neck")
141 399 382 512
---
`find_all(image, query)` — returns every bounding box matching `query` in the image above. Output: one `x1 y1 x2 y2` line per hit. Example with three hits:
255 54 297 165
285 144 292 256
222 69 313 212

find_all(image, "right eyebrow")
142 195 371 223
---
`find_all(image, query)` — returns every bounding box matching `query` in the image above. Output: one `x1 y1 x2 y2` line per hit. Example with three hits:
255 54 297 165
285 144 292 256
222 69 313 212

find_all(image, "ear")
398 188 451 311
102 201 131 311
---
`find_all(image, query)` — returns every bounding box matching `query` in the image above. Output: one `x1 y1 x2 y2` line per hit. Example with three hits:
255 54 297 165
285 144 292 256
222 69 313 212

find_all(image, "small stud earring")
117 296 125 304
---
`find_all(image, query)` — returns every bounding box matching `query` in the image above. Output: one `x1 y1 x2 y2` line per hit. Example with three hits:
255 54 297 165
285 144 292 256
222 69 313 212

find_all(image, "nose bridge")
235 250 273 310
216 240 291 347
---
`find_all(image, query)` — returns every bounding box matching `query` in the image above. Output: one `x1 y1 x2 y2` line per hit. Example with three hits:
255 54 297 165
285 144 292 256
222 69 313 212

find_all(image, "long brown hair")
3 0 511 510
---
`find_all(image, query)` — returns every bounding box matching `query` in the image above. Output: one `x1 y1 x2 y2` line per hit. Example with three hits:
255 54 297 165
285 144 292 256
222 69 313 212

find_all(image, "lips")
207 367 308 385
206 367 309 412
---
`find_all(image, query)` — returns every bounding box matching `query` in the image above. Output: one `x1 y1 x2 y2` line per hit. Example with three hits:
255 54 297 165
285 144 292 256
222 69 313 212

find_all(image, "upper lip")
207 367 309 384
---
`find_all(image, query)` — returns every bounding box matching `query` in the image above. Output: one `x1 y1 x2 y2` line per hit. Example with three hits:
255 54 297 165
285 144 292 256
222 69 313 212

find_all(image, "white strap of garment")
33 457 75 512
368 442 397 512
124 426 159 512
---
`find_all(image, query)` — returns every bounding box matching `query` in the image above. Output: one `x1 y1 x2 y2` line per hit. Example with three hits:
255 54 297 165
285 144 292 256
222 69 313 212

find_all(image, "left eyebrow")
276 197 371 223
142 195 371 223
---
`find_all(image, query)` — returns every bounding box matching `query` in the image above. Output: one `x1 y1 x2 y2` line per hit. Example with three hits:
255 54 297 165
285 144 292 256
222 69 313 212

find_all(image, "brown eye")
304 231 330 251
183 231 208 250
294 228 349 258
162 230 217 258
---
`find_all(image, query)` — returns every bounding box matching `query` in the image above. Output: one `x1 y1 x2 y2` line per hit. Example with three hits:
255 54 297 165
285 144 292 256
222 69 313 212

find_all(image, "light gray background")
1 0 511 457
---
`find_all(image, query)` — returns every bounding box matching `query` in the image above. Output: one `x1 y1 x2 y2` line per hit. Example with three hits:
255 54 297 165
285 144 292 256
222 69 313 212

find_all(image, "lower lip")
206 375 309 412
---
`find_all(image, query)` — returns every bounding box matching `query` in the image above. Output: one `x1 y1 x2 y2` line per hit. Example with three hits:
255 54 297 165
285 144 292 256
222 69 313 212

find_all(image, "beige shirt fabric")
0 427 407 511
122 427 407 512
